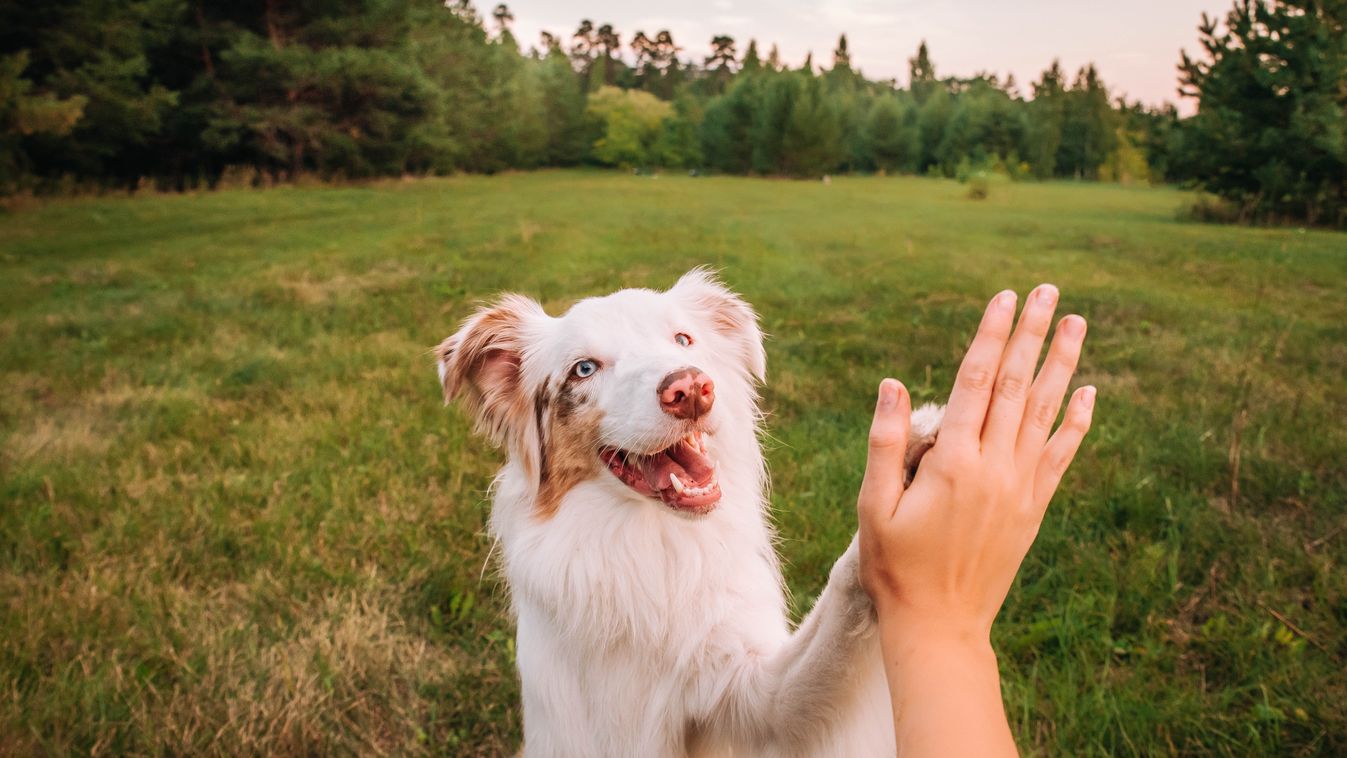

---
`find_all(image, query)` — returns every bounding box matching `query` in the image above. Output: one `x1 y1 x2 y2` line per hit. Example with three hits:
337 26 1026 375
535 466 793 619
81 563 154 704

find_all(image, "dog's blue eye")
573 359 598 378
675 333 692 347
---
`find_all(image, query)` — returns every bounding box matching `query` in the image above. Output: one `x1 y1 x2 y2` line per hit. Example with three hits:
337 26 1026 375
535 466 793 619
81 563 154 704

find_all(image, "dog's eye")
674 333 693 347
572 359 599 379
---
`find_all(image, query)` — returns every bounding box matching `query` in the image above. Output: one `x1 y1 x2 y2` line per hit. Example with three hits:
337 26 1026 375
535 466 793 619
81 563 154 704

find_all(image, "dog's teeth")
670 474 686 494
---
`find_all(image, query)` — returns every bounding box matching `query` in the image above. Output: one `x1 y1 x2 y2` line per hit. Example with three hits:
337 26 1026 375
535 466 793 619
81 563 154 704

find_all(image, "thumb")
858 378 911 529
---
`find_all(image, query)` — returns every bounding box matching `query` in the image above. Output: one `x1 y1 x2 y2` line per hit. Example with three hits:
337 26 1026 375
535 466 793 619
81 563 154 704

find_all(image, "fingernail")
878 380 897 409
1062 315 1085 337
1036 284 1059 306
995 290 1016 311
1081 385 1096 409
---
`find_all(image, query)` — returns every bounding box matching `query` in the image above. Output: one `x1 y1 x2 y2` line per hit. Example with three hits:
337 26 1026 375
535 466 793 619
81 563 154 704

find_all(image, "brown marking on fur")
437 294 546 482
534 388 551 487
554 381 581 421
533 383 604 519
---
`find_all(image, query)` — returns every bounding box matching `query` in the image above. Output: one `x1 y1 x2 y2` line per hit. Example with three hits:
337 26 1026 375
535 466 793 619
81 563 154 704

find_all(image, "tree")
826 34 861 92
833 34 851 72
741 40 762 74
0 3 1185 190
705 34 736 93
585 85 671 167
779 73 842 176
571 19 595 75
700 72 758 172
862 94 918 172
595 23 621 85
492 4 514 36
0 51 87 187
1177 0 1347 226
935 79 1027 173
909 41 938 104
536 43 588 164
1056 64 1118 179
1025 60 1067 178
1 0 181 188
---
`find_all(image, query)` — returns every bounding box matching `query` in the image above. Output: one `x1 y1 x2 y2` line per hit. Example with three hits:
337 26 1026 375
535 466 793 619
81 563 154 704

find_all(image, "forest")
2 0 1345 227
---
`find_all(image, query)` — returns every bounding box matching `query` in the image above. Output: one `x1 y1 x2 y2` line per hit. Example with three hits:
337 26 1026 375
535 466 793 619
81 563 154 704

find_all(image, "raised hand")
856 285 1094 757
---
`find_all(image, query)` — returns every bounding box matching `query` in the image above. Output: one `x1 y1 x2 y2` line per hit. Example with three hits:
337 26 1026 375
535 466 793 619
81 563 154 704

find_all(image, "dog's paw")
904 403 944 487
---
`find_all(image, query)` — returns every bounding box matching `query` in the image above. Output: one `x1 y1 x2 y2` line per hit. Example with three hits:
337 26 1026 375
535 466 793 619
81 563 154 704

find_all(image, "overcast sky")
502 1 1229 114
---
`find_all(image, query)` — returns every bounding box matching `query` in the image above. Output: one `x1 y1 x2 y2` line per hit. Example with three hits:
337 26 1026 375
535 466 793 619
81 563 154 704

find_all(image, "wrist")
876 607 996 664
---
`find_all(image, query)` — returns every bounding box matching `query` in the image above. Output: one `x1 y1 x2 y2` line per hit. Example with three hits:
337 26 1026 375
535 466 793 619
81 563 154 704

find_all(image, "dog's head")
436 269 765 518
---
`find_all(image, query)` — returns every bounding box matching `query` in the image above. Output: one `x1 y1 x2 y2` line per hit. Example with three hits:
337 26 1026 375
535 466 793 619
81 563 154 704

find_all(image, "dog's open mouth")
599 431 721 513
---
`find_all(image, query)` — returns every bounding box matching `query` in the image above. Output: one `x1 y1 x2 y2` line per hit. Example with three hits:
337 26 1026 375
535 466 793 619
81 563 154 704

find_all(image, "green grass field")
1 171 1345 756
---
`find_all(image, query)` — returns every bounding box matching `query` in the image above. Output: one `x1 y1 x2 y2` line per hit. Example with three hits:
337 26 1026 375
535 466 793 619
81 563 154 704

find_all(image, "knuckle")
868 429 904 450
1027 398 1058 430
1049 450 1074 476
959 366 996 393
994 372 1029 401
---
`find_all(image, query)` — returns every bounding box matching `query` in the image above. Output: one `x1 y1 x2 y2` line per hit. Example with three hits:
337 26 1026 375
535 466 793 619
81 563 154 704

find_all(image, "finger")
1031 386 1095 514
858 379 911 526
982 284 1059 450
941 290 1017 444
1017 315 1087 463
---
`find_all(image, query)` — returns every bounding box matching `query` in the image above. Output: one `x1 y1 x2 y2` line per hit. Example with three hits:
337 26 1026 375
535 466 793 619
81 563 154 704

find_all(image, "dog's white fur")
437 270 942 757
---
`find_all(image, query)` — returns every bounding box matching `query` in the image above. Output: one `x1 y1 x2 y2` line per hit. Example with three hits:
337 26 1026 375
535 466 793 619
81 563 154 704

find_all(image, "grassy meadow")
1 171 1345 756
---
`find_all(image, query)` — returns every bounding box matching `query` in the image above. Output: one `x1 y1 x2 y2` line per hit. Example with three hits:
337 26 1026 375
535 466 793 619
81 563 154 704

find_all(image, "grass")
1 170 1344 756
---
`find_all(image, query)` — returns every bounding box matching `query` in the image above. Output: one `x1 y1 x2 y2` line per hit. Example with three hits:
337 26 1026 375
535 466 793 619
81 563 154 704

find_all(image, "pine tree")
0 51 87 188
908 41 937 105
705 35 737 93
1026 61 1066 178
780 73 842 176
1177 0 1347 225
2 0 182 187
832 34 851 72
537 43 587 164
741 40 762 74
862 94 917 172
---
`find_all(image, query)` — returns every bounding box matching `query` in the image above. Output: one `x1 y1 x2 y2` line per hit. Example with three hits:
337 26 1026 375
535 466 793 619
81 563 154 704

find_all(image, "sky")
502 1 1230 114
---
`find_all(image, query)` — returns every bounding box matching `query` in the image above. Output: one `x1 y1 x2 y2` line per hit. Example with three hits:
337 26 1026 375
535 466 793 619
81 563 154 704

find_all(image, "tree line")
1 1 1343 227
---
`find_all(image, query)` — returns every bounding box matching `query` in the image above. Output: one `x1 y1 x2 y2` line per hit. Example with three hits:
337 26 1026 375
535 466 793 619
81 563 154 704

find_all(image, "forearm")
713 540 876 746
878 617 1017 758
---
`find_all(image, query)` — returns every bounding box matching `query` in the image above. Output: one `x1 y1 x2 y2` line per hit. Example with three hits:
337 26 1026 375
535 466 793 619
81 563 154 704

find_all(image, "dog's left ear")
671 268 767 382
435 294 547 450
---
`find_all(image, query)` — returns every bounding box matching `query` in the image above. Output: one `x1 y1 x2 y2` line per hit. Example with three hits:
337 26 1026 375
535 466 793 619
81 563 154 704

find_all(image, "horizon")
503 1 1230 115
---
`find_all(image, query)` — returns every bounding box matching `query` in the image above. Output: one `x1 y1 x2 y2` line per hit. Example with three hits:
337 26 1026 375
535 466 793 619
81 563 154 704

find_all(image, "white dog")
437 270 941 757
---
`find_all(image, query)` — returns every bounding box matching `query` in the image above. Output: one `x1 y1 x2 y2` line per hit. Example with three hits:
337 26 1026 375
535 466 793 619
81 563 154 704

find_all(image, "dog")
436 270 942 756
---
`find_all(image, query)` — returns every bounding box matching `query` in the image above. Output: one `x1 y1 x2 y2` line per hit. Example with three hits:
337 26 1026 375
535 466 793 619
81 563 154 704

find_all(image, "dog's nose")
658 367 715 420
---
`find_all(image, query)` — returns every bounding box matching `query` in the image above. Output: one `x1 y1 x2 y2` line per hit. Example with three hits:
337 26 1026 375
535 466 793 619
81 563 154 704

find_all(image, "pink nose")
659 367 715 420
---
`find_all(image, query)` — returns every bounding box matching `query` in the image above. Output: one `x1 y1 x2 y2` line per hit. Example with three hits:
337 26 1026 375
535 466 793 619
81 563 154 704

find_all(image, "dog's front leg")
706 536 880 753
703 405 945 755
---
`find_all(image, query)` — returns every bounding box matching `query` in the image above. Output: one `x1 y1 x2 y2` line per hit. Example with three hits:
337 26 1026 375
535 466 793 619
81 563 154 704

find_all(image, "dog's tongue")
639 437 715 490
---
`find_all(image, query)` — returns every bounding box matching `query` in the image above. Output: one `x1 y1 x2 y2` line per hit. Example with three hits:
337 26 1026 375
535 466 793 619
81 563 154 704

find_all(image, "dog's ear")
436 294 547 449
671 268 767 382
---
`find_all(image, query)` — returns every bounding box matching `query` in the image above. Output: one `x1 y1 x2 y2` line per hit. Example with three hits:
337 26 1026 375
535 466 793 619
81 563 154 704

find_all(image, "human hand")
857 285 1094 645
